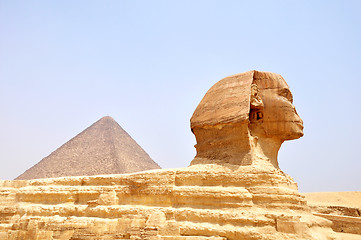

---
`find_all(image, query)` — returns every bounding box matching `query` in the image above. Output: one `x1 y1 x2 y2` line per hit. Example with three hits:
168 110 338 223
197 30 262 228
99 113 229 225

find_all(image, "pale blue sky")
0 1 360 192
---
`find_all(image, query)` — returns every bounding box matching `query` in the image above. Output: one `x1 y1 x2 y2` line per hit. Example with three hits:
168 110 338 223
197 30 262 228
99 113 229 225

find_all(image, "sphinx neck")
252 137 283 168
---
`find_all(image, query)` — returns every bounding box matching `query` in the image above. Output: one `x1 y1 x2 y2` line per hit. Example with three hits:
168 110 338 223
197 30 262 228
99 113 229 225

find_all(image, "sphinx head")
190 70 303 168
249 71 303 140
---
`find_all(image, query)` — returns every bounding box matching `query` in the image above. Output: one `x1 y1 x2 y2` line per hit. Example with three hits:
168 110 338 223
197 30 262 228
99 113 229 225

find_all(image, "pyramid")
16 116 160 180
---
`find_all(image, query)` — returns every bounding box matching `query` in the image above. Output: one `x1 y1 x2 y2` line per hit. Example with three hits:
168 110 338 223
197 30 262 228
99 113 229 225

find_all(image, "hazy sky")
1 1 360 192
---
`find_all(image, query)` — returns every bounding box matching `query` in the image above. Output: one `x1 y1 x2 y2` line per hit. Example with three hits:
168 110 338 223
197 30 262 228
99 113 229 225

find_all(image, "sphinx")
0 71 337 240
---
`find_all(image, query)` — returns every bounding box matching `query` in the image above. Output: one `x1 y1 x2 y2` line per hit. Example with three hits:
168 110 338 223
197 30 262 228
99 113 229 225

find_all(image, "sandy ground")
303 191 361 208
335 232 361 240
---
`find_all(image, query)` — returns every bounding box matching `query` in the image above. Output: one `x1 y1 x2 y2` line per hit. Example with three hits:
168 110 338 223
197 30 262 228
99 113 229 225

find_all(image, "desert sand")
305 192 361 209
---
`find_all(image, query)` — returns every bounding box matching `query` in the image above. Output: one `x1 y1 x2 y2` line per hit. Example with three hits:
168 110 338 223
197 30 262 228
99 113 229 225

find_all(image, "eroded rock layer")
1 164 336 240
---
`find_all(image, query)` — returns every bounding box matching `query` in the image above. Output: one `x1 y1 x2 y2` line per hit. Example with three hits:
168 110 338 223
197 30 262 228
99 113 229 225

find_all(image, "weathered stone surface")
16 116 160 180
190 70 303 168
0 166 336 240
0 71 339 239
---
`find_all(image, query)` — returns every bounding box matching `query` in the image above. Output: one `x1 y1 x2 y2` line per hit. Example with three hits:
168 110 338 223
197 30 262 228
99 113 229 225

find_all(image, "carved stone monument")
0 71 337 240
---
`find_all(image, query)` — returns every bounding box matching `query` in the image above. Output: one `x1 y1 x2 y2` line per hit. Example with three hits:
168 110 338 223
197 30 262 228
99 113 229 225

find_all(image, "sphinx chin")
282 126 305 141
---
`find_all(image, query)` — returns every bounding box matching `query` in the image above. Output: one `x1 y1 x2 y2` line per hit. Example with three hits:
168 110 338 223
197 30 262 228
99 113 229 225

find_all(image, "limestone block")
97 190 118 205
146 210 166 228
0 232 7 240
276 216 308 234
159 220 180 236
57 230 75 240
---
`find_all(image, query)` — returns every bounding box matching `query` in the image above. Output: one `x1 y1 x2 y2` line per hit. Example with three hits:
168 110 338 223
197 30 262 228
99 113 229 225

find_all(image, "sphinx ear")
249 84 264 122
249 84 265 138
250 84 263 109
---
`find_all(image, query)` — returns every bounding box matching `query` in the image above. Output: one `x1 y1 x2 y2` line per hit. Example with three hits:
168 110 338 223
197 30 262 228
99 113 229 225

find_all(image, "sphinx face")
258 84 304 141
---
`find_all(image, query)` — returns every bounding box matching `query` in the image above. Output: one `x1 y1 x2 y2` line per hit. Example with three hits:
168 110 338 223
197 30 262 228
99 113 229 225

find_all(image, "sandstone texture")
16 116 160 180
0 165 336 240
191 70 303 168
305 192 361 236
0 71 340 239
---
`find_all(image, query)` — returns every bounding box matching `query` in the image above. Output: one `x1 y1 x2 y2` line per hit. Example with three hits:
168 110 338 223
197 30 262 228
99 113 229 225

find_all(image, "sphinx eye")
279 88 293 103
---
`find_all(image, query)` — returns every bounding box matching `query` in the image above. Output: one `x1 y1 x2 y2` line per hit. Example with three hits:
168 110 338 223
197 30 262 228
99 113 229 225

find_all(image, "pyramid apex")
100 116 115 121
95 116 117 125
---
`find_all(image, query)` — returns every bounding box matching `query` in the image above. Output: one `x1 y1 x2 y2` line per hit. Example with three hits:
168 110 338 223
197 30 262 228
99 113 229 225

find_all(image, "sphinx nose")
293 106 303 122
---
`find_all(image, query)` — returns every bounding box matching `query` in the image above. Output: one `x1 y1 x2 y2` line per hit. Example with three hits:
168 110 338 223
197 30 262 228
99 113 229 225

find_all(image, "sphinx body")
0 71 337 240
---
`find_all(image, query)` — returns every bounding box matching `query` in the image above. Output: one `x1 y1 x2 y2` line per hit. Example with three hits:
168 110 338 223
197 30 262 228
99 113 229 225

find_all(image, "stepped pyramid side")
16 116 160 180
